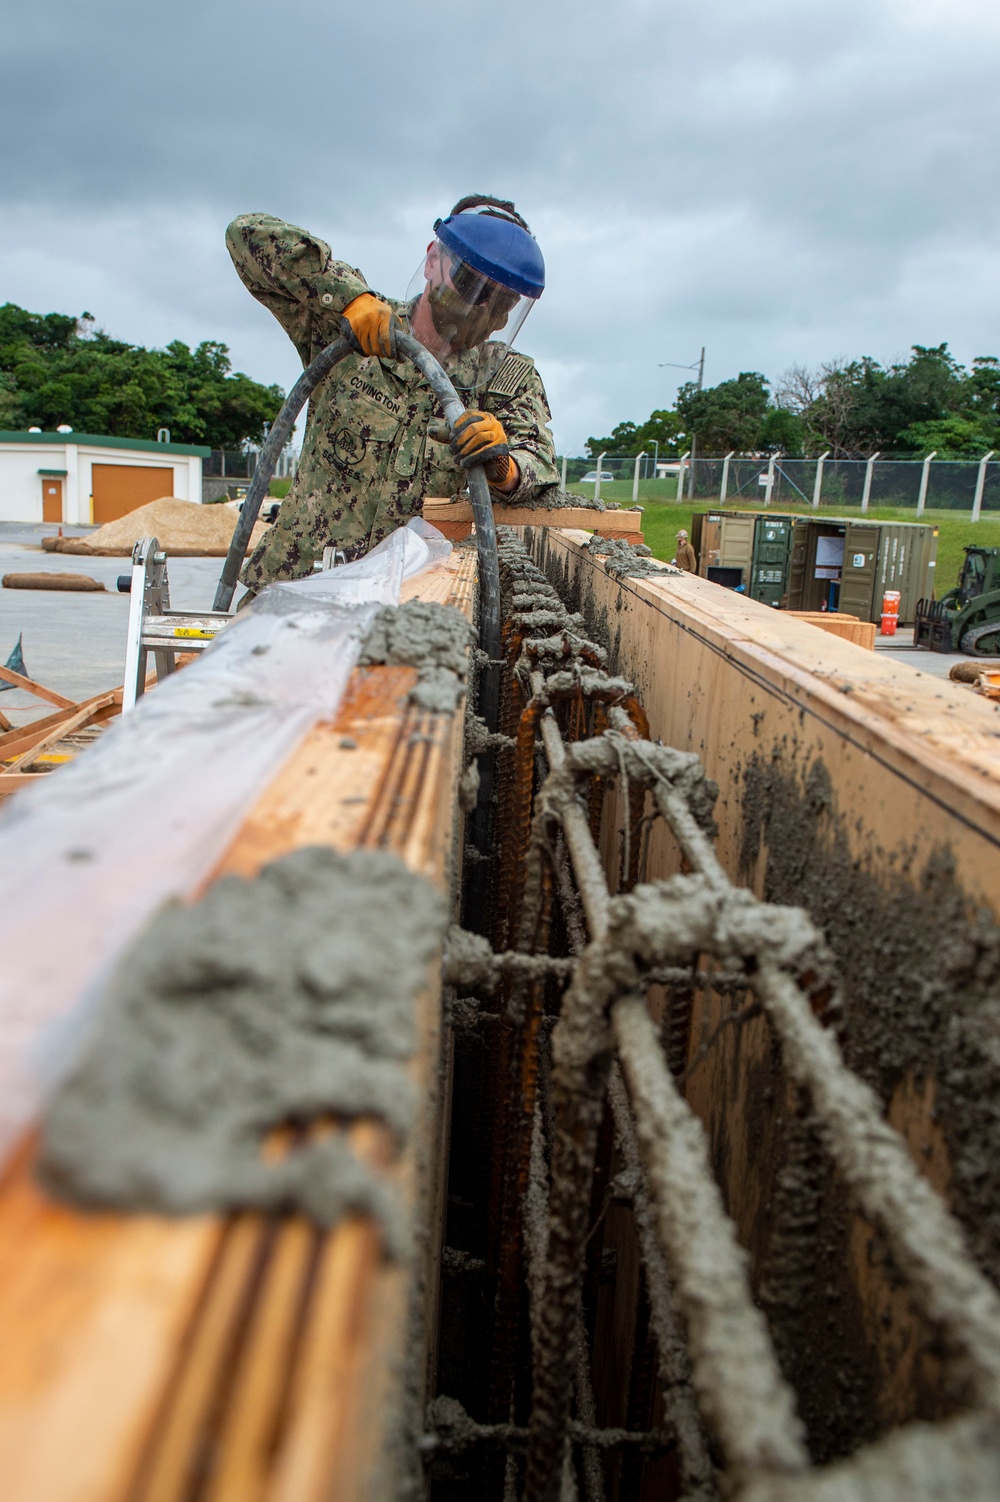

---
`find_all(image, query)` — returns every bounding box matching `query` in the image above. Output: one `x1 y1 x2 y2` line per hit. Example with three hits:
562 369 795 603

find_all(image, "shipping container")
786 518 937 622
693 511 798 598
749 515 794 606
692 510 784 591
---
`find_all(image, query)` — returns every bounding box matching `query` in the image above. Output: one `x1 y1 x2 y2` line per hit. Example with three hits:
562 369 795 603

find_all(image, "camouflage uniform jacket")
226 213 560 589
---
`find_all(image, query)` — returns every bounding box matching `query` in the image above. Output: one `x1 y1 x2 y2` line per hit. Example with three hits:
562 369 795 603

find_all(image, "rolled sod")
2 572 107 592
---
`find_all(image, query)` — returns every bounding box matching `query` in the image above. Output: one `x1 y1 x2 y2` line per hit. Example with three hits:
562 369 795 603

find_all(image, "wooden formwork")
0 546 476 1502
524 526 1000 1454
423 497 646 545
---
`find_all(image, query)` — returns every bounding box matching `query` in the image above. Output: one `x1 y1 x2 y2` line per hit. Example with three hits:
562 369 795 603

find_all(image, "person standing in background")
675 529 697 572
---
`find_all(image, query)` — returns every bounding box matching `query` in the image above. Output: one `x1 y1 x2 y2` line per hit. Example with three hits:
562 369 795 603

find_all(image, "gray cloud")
4 0 1000 450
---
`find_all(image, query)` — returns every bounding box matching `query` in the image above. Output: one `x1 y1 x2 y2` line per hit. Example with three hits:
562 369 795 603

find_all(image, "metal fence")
559 452 1000 518
204 444 298 480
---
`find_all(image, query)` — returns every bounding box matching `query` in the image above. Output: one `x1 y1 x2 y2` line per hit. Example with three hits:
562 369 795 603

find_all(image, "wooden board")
528 527 1000 884
786 611 877 649
0 665 75 709
0 772 50 801
0 687 123 764
423 496 644 545
0 546 477 1502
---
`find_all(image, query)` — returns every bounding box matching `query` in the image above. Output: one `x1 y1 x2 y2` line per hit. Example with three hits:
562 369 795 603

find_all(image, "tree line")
0 304 285 449
586 345 1000 461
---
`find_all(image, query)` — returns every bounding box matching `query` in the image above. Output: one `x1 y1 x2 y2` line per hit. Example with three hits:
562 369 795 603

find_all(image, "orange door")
41 478 63 522
92 465 174 524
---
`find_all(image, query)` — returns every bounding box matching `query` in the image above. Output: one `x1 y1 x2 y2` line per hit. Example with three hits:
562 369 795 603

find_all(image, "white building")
0 430 210 525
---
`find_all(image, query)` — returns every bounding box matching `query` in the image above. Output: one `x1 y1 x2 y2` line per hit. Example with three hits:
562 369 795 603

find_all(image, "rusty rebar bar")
490 856 556 1422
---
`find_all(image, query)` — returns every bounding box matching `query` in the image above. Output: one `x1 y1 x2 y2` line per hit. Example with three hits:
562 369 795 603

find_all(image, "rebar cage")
423 529 1000 1502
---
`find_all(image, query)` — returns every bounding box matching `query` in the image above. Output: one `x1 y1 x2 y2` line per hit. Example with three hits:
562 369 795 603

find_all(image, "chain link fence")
204 445 297 480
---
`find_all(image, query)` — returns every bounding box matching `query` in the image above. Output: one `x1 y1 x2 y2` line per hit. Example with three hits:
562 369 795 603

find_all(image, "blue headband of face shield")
433 212 545 300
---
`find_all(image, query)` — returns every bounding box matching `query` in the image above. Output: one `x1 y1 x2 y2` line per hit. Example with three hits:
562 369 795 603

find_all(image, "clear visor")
404 237 535 382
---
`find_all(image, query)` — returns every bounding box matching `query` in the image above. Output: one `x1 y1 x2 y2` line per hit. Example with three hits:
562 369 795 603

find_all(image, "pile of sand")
42 498 271 558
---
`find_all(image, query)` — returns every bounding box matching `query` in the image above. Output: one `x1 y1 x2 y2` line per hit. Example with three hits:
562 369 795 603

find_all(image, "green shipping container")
750 516 793 606
787 518 938 622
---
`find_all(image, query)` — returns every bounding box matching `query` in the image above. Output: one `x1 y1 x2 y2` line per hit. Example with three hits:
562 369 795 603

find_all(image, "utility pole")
659 349 705 504
688 346 705 501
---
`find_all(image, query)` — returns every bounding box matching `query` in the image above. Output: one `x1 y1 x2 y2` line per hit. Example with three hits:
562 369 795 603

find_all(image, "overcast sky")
5 0 1000 452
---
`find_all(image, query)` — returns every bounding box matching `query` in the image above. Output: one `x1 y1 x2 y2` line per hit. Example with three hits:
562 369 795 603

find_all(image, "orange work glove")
450 410 515 487
340 292 397 358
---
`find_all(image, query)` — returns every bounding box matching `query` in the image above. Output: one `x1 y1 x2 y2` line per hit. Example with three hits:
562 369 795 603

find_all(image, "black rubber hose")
210 330 502 736
397 330 502 737
212 336 352 614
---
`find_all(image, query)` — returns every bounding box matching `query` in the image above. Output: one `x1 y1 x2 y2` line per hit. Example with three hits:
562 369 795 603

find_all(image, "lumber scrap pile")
0 545 476 1502
0 663 124 799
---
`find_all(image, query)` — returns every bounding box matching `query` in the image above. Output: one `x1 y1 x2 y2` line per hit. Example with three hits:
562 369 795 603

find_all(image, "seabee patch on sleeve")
488 353 533 398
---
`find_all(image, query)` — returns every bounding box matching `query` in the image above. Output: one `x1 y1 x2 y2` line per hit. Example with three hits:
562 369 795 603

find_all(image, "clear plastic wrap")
0 519 452 1167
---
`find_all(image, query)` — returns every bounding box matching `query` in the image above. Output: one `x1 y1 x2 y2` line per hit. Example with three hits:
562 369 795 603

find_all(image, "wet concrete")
733 750 1000 1454
360 599 475 714
740 752 1000 1285
41 845 448 1251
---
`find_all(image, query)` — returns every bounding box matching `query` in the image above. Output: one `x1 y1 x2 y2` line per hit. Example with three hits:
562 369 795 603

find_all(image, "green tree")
635 408 685 457
794 345 989 457
585 419 640 457
676 371 770 453
585 407 685 459
757 406 805 454
895 415 998 458
0 303 284 448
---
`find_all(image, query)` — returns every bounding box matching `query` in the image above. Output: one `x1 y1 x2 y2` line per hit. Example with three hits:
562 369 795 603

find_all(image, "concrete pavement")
0 523 243 728
872 624 957 679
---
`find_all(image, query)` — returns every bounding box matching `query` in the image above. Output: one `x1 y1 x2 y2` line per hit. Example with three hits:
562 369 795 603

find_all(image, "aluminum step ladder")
120 536 232 712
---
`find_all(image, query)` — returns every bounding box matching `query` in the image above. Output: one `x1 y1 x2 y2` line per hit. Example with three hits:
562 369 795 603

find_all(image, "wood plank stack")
786 610 877 649
423 496 645 545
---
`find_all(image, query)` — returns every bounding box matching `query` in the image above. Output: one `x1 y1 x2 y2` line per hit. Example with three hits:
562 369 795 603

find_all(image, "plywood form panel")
526 526 1000 1440
0 546 477 1502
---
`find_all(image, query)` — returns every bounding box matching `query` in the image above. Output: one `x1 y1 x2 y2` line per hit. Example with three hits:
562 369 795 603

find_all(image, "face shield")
404 210 545 390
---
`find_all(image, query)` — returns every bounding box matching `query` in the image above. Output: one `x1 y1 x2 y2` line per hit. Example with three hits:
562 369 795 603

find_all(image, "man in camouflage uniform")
226 196 559 594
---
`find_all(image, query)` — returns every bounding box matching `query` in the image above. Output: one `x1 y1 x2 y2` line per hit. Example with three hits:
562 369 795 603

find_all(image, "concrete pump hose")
210 332 503 723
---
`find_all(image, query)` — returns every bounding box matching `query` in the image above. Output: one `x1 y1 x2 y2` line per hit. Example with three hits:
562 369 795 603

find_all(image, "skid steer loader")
914 545 1000 654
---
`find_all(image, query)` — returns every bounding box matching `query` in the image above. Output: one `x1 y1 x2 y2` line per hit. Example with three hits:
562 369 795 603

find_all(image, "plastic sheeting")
0 519 452 1169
